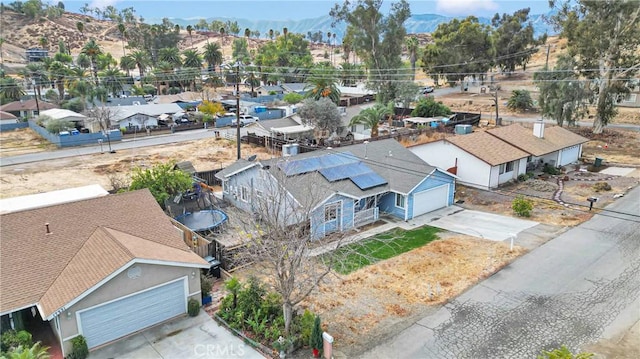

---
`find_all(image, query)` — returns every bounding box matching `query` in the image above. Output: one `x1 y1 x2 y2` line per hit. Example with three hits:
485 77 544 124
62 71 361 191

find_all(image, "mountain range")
150 11 557 40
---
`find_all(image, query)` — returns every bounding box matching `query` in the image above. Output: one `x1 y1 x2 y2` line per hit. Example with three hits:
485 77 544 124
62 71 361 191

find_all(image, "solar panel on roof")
319 162 375 182
350 172 388 190
318 152 358 168
278 157 322 176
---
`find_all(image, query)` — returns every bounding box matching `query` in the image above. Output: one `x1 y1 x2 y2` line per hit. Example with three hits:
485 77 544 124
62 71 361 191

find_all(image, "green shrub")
201 274 212 299
188 298 200 317
507 89 534 111
543 163 562 175
512 195 534 217
310 315 323 352
526 172 536 179
517 174 528 182
298 309 315 347
592 182 611 192
71 335 89 359
1 330 33 352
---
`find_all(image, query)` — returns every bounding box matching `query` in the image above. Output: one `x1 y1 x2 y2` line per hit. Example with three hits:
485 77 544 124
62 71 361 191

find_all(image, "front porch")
1 308 63 359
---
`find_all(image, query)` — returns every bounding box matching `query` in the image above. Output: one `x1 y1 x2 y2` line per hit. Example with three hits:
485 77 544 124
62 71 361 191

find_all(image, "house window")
527 155 533 163
256 190 263 198
222 181 228 193
240 186 249 202
506 161 514 172
325 203 339 221
395 193 405 209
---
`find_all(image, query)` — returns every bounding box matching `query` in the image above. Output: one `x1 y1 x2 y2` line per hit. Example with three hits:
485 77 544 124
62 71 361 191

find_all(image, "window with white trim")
222 181 228 193
527 155 533 163
325 202 339 221
256 190 263 198
506 161 514 172
240 186 249 202
395 193 405 209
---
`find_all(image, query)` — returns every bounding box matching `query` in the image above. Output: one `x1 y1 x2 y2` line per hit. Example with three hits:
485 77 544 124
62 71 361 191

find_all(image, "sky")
61 0 554 21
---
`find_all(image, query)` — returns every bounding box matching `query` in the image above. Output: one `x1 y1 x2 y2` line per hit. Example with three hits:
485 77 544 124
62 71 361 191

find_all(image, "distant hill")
153 12 556 40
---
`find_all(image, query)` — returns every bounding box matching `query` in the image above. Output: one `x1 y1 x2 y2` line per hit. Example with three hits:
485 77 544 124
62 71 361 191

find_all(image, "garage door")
412 184 450 218
559 145 580 166
78 279 186 348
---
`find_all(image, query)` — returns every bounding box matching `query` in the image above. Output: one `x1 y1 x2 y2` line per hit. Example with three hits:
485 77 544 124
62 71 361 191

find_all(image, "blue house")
215 139 456 240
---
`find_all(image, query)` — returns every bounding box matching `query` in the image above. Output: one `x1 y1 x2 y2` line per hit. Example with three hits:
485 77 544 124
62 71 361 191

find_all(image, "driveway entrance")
426 209 538 241
90 311 265 359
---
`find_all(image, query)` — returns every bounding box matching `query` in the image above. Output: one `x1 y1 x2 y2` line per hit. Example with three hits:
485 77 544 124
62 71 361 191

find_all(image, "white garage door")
559 145 580 166
78 279 186 348
412 184 450 217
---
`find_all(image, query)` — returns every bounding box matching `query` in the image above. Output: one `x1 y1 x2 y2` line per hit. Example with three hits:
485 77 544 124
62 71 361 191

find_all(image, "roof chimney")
45 223 51 235
533 121 545 138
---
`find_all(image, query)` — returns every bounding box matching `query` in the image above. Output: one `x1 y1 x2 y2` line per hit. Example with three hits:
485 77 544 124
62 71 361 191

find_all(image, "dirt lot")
0 128 272 198
236 233 526 357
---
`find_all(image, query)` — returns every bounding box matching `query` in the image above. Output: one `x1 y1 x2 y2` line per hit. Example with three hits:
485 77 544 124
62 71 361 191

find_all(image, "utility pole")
494 86 500 126
32 80 40 116
545 44 551 69
235 61 241 160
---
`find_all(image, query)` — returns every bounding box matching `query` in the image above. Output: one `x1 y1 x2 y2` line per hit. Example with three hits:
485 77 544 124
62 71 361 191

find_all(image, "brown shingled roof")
0 189 208 317
0 99 57 112
487 124 588 156
446 131 529 166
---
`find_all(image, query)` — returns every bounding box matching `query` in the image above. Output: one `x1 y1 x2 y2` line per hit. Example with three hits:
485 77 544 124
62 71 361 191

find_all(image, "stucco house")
487 123 588 168
84 103 184 132
0 99 57 119
0 189 209 356
410 131 530 189
215 139 456 240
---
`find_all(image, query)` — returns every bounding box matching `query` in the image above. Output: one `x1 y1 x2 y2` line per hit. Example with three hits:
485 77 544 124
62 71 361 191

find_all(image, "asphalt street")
358 186 640 359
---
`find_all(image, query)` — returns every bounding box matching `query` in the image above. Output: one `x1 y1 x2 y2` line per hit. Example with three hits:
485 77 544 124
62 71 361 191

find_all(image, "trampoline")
174 209 228 232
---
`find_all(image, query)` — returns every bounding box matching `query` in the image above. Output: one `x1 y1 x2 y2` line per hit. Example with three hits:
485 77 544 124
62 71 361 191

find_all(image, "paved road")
0 127 252 167
359 186 640 358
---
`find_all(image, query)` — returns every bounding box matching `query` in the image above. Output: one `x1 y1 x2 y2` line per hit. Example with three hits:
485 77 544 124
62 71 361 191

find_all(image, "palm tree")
405 36 419 81
117 22 127 56
186 25 194 48
158 47 182 68
96 53 117 71
182 49 202 69
269 28 274 41
304 65 341 104
349 103 393 138
0 76 25 102
4 342 50 359
154 61 175 94
75 53 91 70
20 63 48 101
219 27 225 46
48 60 69 100
283 27 288 48
99 67 125 97
81 38 103 84
203 42 222 73
119 55 136 76
130 50 150 78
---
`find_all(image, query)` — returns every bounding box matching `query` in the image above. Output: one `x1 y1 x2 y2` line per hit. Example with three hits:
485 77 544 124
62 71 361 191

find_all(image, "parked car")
231 114 259 127
420 86 435 94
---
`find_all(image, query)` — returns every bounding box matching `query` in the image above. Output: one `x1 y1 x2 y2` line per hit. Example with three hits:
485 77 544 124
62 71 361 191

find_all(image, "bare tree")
84 105 119 153
229 166 347 335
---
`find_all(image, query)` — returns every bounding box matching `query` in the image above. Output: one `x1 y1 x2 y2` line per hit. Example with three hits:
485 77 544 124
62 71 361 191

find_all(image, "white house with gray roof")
215 139 456 240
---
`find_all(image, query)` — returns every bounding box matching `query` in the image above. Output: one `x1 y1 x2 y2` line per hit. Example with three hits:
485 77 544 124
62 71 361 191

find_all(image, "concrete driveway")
425 208 539 241
90 311 265 359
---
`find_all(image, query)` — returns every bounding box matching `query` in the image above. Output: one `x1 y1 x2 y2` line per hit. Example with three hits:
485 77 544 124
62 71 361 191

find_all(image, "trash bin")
203 255 221 278
594 157 603 167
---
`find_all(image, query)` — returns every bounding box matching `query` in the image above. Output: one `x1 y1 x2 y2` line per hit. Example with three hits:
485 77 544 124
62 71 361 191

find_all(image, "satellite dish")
247 154 257 162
